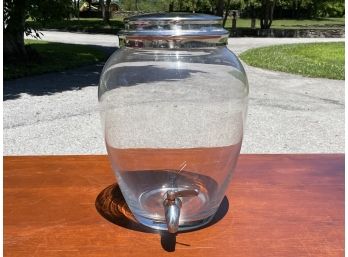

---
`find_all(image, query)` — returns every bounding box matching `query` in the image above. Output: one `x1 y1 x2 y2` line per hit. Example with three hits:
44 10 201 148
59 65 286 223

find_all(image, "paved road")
3 31 344 155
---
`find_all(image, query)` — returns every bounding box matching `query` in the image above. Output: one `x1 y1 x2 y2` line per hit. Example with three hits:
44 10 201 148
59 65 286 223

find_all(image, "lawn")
27 17 344 33
27 17 125 33
4 39 107 80
225 17 345 29
239 42 344 80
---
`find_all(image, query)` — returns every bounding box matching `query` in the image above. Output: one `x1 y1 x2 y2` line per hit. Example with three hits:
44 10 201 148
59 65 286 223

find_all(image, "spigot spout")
164 197 182 233
163 189 199 233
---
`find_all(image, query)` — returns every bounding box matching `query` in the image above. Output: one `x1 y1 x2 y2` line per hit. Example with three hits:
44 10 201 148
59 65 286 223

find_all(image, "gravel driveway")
3 31 344 155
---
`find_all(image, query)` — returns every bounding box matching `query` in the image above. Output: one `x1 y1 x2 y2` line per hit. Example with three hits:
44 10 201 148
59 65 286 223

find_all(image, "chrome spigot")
163 189 199 233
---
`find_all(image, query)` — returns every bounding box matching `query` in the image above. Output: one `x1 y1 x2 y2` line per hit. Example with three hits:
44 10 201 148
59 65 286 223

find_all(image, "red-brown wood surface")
4 154 344 257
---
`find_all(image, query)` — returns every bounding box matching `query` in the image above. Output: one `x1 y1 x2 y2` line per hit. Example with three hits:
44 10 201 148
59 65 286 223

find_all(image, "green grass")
27 17 125 32
28 17 344 33
225 17 345 29
239 42 344 80
4 39 107 80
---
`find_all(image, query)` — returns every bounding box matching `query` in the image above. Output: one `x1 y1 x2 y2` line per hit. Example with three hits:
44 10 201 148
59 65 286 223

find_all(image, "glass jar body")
99 46 248 231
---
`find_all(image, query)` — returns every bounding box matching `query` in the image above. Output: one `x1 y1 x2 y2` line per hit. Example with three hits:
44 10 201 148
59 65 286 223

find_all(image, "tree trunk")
312 1 318 17
222 0 231 27
231 11 237 29
169 0 174 12
73 0 77 17
260 0 276 29
296 0 301 19
291 0 296 19
216 0 224 17
250 3 256 29
100 0 106 21
4 0 27 62
88 0 92 11
104 0 111 23
77 0 80 20
178 0 183 11
209 0 214 13
192 0 197 13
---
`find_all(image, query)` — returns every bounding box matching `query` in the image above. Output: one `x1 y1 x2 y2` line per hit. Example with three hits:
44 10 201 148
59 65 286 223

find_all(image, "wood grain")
4 154 344 257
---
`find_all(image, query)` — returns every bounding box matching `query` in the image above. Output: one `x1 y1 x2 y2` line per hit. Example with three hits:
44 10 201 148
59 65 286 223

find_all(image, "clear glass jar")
99 13 248 233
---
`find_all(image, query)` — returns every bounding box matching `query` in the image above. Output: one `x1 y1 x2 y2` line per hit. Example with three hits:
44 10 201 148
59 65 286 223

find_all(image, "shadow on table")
3 45 115 101
95 183 229 252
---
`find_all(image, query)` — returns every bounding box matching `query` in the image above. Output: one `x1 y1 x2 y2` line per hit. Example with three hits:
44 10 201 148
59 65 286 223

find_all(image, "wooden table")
4 154 344 257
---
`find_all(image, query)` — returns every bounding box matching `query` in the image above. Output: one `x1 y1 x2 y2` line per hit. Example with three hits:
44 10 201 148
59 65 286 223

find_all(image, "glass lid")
119 13 229 48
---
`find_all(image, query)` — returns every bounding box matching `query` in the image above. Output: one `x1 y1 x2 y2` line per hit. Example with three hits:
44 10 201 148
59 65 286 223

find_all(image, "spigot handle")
165 189 199 201
174 189 199 198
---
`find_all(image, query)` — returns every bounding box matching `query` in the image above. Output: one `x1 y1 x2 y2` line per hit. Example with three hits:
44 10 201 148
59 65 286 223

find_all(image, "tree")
260 0 276 29
310 0 344 17
4 1 27 62
119 0 169 12
261 0 344 19
4 0 72 62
